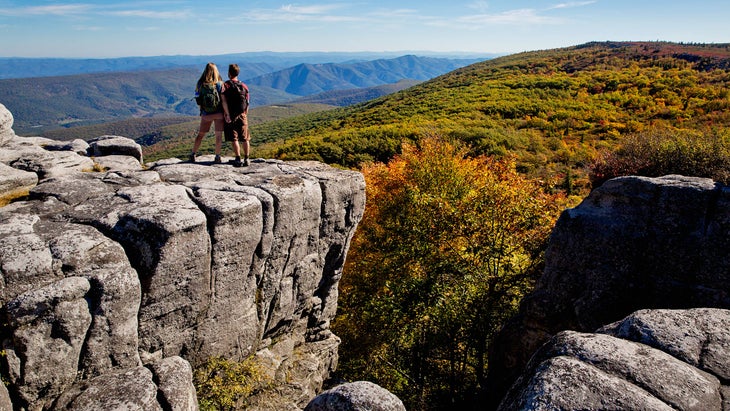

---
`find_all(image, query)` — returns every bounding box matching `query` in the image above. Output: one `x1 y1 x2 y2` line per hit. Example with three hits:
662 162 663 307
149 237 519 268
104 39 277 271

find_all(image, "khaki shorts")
224 114 250 142
199 112 224 134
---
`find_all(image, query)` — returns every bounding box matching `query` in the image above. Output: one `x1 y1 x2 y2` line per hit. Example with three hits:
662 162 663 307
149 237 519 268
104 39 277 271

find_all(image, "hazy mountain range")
1 53 489 135
0 51 495 80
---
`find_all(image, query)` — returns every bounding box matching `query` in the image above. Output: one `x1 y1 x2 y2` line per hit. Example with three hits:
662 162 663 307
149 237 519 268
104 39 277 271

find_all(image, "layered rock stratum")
0 103 365 410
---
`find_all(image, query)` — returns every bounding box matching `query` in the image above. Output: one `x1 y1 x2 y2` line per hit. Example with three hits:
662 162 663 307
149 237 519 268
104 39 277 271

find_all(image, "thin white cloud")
456 8 561 26
248 3 364 23
0 2 191 19
468 1 490 13
368 8 420 18
107 9 191 19
548 1 597 10
280 4 342 15
126 26 161 31
0 4 92 17
210 2 567 31
72 25 103 31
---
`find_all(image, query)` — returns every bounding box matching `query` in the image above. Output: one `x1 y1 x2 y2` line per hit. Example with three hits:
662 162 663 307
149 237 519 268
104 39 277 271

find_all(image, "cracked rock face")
487 175 730 409
499 308 730 411
0 105 365 410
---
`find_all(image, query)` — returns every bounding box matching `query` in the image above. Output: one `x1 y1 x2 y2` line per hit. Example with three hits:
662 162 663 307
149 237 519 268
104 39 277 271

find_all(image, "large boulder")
0 105 366 410
487 175 730 408
87 135 143 162
304 381 406 411
498 308 730 410
599 308 730 380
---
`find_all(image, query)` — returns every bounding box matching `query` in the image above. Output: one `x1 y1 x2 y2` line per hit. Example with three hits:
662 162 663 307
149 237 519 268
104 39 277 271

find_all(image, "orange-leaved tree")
333 135 566 410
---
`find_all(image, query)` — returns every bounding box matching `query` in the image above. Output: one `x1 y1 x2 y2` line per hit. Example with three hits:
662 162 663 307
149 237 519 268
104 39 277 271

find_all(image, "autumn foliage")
333 135 566 410
590 127 730 186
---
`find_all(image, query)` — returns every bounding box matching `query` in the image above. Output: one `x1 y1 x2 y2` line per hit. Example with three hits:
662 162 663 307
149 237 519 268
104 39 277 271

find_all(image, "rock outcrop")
498 308 730 410
0 103 366 410
487 175 730 408
304 381 406 411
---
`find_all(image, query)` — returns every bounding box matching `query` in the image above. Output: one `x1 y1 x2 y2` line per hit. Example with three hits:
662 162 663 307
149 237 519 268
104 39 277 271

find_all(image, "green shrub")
590 127 730 187
194 356 269 411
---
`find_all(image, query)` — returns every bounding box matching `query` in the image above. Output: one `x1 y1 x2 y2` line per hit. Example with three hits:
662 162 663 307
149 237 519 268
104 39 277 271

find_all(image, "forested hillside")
244 41 730 194
39 103 335 145
272 41 730 411
4 68 200 135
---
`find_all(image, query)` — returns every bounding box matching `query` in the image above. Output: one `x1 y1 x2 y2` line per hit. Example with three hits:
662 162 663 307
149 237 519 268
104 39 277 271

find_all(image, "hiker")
221 63 251 167
189 62 224 163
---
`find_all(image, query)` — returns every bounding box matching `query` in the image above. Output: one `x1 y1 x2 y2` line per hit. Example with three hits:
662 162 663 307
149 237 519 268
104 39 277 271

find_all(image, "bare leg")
214 131 223 156
192 131 205 154
242 139 250 158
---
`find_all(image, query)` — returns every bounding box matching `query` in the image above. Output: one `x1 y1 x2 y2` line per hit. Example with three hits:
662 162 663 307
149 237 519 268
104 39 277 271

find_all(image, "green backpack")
196 82 221 113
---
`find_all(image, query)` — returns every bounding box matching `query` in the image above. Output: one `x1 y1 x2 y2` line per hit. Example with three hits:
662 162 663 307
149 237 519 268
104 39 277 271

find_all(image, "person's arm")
244 83 250 115
221 82 231 122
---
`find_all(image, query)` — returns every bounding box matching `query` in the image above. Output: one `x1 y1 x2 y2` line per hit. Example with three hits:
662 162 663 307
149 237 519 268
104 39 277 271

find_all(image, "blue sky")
0 1 728 58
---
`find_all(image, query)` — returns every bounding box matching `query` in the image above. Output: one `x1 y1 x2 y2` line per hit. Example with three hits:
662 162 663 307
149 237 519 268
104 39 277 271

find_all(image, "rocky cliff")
487 174 730 409
0 103 366 410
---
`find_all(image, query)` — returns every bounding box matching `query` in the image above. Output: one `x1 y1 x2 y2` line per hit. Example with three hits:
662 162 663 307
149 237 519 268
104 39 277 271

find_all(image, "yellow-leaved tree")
333 135 566 410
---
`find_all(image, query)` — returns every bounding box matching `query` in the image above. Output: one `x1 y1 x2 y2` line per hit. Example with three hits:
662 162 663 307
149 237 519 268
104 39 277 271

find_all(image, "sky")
0 1 728 58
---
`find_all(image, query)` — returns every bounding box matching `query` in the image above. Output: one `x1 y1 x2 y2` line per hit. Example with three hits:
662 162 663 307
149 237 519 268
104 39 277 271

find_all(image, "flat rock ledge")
0 104 365 411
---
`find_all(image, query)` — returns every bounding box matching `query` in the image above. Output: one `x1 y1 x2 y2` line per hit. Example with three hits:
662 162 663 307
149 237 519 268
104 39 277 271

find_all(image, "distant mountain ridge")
1 54 486 135
247 55 481 96
0 51 495 80
294 79 423 106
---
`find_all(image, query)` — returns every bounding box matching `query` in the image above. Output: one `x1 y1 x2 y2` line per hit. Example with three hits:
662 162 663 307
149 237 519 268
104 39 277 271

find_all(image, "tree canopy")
333 135 567 410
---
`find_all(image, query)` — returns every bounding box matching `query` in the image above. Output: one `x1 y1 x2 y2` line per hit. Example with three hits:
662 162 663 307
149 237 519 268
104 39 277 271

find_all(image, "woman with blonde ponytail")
189 62 225 163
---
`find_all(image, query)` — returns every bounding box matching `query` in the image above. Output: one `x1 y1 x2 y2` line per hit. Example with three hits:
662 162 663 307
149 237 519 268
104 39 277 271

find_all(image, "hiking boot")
214 155 222 164
243 158 249 166
231 158 243 168
188 152 196 163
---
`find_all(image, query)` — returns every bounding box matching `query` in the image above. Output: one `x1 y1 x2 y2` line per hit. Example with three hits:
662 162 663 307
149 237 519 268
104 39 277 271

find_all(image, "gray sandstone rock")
304 381 406 411
0 104 366 410
0 102 13 145
499 310 730 411
1 136 96 179
148 356 198 411
0 380 12 411
88 135 143 162
190 185 264 359
0 162 37 205
599 308 730 381
487 175 730 406
500 356 675 411
93 183 212 359
42 138 90 155
53 366 163 411
4 277 92 410
93 153 142 171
